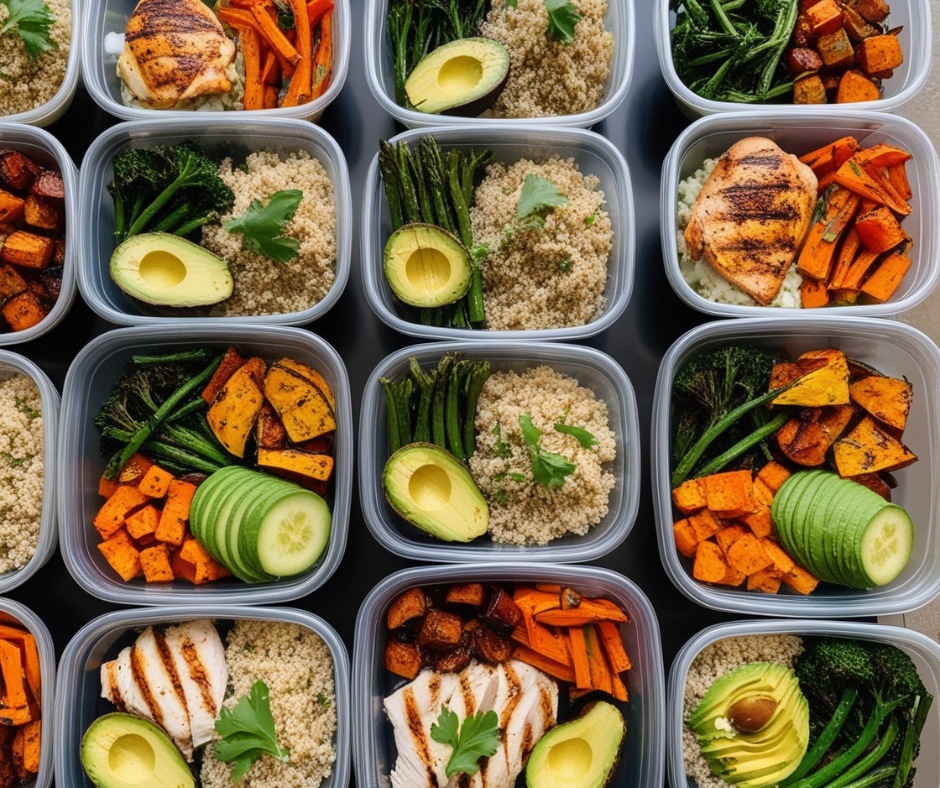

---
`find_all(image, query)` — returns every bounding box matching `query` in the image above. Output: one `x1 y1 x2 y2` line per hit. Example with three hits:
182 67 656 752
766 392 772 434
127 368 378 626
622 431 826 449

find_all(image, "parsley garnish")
214 680 289 780
316 691 331 711
519 413 576 488
492 422 512 458
554 422 598 448
430 708 500 778
505 0 517 6
0 0 56 58
502 175 568 244
558 259 573 272
225 189 303 263
544 0 581 44
492 488 508 505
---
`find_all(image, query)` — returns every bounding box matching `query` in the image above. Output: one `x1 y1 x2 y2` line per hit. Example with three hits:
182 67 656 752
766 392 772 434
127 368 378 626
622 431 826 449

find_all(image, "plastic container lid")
661 109 940 318
0 351 59 594
362 125 635 341
53 605 350 788
57 324 351 605
0 124 78 345
667 618 940 788
363 0 634 128
80 0 349 121
360 341 640 563
0 598 56 788
654 0 933 118
352 562 664 788
77 117 352 327
652 316 940 618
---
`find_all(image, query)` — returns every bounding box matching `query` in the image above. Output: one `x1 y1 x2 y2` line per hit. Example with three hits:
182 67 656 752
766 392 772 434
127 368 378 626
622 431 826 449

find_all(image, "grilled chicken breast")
118 0 236 109
384 659 559 788
684 136 818 305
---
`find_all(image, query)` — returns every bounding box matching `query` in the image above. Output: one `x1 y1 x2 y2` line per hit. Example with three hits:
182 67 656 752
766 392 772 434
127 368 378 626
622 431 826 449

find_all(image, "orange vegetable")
799 135 860 177
596 620 631 673
137 463 174 498
853 204 906 254
249 1 301 67
796 186 860 280
835 69 882 103
671 477 706 514
533 597 628 627
311 9 332 98
124 504 160 545
833 156 910 215
673 518 698 559
511 642 576 684
701 470 755 517
93 484 150 540
725 533 774 575
800 277 830 308
583 625 613 696
139 543 175 582
306 0 332 25
856 34 903 77
1 292 47 331
692 540 730 584
282 0 312 106
97 528 142 582
154 479 197 546
240 26 266 110
567 626 592 690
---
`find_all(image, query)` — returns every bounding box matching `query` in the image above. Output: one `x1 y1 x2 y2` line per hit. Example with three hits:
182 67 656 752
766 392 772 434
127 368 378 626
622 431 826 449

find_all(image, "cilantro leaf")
0 0 56 58
544 0 581 44
214 681 289 780
505 0 517 6
519 413 576 488
430 708 500 778
491 422 512 458
554 422 599 448
515 174 568 220
225 188 303 263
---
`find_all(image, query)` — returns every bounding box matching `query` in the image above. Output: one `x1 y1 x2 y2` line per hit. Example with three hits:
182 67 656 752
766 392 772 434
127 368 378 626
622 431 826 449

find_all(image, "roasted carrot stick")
249 1 301 66
240 26 265 110
311 8 332 98
282 0 312 106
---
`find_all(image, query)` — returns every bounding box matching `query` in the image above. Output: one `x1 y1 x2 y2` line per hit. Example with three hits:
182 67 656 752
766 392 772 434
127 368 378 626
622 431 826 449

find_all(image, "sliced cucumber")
857 504 914 587
255 490 331 578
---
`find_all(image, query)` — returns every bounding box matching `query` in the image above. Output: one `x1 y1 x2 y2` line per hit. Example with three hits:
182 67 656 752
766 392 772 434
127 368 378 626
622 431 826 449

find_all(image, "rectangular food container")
53 605 350 787
654 0 932 118
77 117 352 327
352 562 664 788
360 341 640 563
364 0 634 128
0 124 78 344
80 0 348 122
661 110 940 318
362 125 634 341
56 324 351 605
0 598 56 788
667 618 940 788
0 351 59 594
651 316 940 618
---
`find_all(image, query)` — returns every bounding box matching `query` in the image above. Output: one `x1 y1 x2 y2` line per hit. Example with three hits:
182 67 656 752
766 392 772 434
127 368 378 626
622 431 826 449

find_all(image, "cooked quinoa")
479 0 613 118
471 155 612 330
682 634 804 788
0 373 44 575
200 149 336 316
468 365 615 545
0 0 71 117
677 159 803 308
200 620 337 788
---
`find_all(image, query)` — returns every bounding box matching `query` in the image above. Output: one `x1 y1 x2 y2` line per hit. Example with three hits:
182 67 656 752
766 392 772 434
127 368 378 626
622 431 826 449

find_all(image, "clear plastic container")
352 562 664 788
360 341 640 563
363 0 634 128
57 324 351 605
80 0 348 122
651 316 940 618
654 0 932 118
0 0 81 126
53 605 350 787
0 124 78 344
77 117 352 327
361 125 635 341
667 618 940 788
0 351 59 594
0 598 56 788
661 110 940 318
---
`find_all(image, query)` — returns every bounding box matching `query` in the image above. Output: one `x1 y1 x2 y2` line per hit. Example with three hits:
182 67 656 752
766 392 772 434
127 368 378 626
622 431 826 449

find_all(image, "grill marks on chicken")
118 0 237 108
685 137 819 305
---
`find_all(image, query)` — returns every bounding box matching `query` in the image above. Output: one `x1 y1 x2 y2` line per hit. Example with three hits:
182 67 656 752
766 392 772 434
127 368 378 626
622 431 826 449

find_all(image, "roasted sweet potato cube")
444 582 486 610
702 470 755 517
139 543 175 582
481 587 523 634
471 625 514 664
692 540 730 584
0 150 38 192
794 73 828 104
817 27 855 69
97 528 142 582
384 640 423 679
747 566 783 594
124 504 160 544
782 564 821 594
806 0 843 35
137 463 174 498
672 477 706 514
0 264 26 299
416 609 464 650
432 640 473 674
688 508 723 542
842 4 881 40
857 34 904 78
756 461 791 493
761 538 796 575
714 523 749 554
386 587 428 630
93 485 150 540
1 291 47 331
0 190 24 224
854 0 890 23
22 195 62 231
673 518 698 558
726 533 774 576
0 231 54 269
836 69 881 103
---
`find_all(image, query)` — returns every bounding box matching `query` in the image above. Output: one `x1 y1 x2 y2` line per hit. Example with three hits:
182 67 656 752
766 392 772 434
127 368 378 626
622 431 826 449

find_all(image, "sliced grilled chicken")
100 645 148 715
684 136 818 305
118 0 236 109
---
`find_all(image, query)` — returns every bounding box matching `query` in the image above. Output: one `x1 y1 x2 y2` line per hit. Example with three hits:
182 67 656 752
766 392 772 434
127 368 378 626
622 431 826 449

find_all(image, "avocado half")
383 223 471 308
110 231 233 308
404 37 510 117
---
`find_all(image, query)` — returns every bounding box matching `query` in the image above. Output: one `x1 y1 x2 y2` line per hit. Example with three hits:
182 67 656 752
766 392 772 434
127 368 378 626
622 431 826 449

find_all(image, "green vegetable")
544 0 581 44
520 413 575 487
515 174 568 224
430 708 500 778
0 0 55 58
554 422 598 448
225 189 303 263
214 680 289 780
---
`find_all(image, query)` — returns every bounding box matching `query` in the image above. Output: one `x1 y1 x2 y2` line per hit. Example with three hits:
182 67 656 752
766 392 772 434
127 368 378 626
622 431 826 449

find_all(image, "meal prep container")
0 124 78 344
360 341 640 564
362 125 634 341
77 117 352 327
80 0 349 122
352 562 664 788
667 618 940 788
53 604 351 788
654 0 932 118
651 316 940 618
363 0 634 128
0 351 59 595
0 598 56 788
0 0 81 126
661 110 940 318
57 324 352 606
